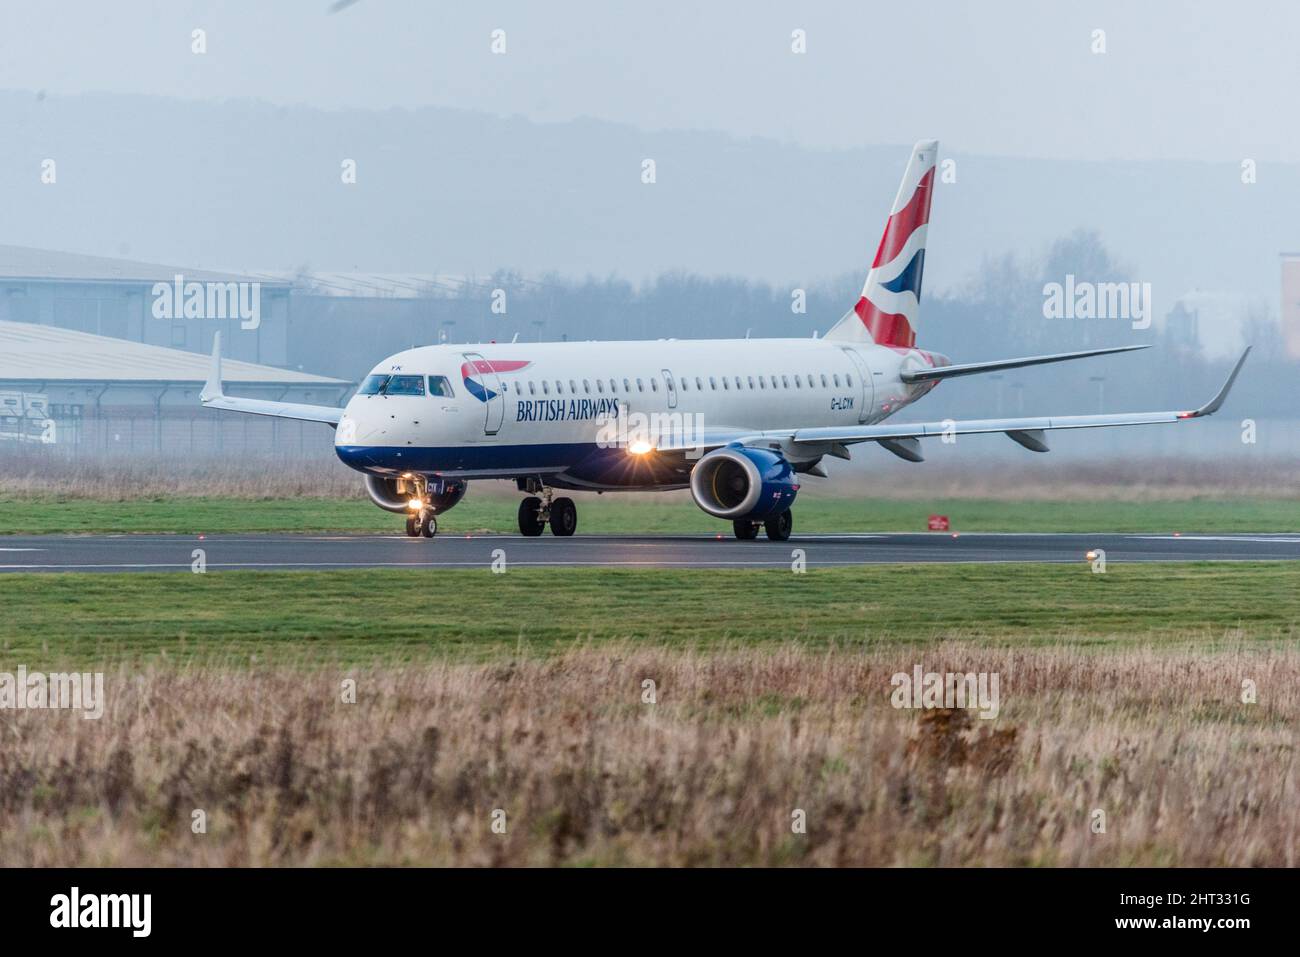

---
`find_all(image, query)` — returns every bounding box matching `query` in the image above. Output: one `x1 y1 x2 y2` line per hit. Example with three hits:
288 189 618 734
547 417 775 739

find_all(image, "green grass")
1 494 1296 535
3 562 1294 666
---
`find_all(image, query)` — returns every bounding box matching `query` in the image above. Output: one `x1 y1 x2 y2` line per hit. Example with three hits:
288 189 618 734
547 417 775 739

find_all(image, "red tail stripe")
460 359 530 377
871 167 935 268
854 296 916 348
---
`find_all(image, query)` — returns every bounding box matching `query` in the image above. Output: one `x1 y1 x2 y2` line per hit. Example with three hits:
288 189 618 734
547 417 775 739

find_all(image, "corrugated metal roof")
0 320 347 386
0 244 289 285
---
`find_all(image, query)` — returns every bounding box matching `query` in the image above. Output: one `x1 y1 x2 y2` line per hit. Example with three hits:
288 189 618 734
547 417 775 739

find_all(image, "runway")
0 531 1298 572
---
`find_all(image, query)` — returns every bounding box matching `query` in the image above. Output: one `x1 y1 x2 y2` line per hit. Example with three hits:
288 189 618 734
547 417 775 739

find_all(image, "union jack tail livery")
827 139 938 348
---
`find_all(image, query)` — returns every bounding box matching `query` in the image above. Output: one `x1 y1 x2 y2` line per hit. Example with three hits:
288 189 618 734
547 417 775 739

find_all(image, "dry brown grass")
1 643 1294 866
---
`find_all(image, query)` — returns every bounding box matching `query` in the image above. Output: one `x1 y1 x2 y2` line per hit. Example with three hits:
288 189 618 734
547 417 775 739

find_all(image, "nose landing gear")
401 475 440 538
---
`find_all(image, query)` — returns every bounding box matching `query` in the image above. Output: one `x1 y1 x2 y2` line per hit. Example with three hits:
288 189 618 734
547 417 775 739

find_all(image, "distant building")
0 244 292 366
1280 254 1300 359
0 320 348 455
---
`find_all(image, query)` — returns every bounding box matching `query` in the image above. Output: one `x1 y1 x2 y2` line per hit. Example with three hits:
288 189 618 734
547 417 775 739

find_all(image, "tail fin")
826 139 938 347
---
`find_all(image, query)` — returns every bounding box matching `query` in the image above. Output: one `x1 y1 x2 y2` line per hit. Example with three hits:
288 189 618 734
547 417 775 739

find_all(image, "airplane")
200 139 1250 541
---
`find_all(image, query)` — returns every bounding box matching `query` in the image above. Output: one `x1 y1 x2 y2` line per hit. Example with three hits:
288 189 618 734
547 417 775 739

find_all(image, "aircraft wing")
650 348 1249 458
200 333 346 426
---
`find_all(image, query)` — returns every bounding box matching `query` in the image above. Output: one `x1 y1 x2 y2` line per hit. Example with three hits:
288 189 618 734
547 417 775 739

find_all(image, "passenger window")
385 375 425 396
610 379 618 393
542 381 550 395
569 379 577 393
556 381 564 394
695 377 703 390
747 376 755 389
427 375 455 397
722 377 729 390
708 377 716 390
734 377 742 390
758 377 765 390
846 374 853 387
793 375 801 389
781 375 789 389
583 379 591 393
833 374 840 388
821 374 828 388
680 378 688 392
650 378 659 392
624 378 631 392
529 381 536 395
636 378 644 392
596 380 604 394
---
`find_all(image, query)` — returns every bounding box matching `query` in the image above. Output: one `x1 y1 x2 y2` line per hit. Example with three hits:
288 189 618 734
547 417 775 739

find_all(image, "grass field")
1 493 1297 534
4 561 1297 866
3 562 1296 665
1 644 1294 866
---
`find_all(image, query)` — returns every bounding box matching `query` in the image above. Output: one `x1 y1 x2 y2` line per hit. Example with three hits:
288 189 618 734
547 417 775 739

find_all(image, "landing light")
628 440 654 455
407 498 423 510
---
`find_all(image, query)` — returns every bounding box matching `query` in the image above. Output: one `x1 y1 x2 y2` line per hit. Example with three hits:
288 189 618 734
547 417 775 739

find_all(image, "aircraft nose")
335 399 386 448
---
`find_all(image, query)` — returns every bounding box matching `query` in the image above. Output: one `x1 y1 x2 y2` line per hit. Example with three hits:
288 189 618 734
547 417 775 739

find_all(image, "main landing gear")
517 486 577 537
733 509 793 542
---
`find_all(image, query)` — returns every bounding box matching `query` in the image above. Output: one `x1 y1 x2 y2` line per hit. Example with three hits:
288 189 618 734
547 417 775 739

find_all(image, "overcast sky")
2 0 1297 162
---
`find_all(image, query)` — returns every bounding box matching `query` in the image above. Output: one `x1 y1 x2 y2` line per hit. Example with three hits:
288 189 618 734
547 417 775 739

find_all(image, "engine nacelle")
364 475 468 514
689 446 798 521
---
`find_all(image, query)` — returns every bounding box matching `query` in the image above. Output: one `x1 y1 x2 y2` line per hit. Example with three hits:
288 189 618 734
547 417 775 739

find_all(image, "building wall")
1281 257 1300 360
0 380 346 456
0 279 292 366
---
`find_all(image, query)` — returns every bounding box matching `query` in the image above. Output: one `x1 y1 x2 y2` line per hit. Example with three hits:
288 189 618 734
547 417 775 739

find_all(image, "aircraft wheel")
518 497 545 536
405 515 420 537
420 514 438 538
764 509 792 542
550 497 578 536
733 520 760 540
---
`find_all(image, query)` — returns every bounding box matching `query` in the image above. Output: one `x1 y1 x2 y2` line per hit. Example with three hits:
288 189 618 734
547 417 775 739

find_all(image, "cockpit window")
384 375 425 396
358 374 390 395
428 375 455 397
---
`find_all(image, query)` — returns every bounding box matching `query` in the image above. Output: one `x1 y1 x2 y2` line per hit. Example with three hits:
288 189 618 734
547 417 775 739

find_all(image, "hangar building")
0 320 348 455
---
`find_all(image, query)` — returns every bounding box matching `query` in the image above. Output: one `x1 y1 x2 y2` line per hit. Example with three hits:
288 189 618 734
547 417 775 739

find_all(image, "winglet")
201 332 224 403
1186 347 1250 418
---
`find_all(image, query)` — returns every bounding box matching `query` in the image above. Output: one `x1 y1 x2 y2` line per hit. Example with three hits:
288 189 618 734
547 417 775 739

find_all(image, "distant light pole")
1089 375 1106 412
989 374 1005 417
1010 381 1024 415
438 320 456 345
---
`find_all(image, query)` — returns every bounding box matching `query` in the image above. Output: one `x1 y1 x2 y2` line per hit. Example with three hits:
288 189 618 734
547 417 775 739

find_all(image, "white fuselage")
333 337 945 489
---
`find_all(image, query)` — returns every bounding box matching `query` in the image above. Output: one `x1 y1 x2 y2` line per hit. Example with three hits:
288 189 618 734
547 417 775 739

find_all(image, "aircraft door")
462 351 505 435
662 369 678 409
840 347 874 423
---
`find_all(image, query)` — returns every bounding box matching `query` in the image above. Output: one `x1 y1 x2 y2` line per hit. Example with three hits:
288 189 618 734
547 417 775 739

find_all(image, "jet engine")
689 446 798 521
365 475 468 514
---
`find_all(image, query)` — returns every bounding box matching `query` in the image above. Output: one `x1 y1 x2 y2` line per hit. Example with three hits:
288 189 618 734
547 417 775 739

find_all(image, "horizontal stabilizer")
900 344 1149 383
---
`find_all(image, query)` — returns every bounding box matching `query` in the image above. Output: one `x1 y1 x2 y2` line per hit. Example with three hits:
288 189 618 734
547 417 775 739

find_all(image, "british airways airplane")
200 141 1248 540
